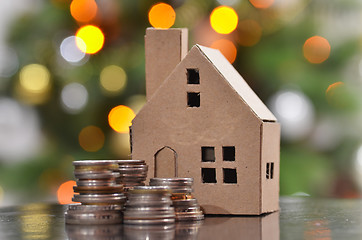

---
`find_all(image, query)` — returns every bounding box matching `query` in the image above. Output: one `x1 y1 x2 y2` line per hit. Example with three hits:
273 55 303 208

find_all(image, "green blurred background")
1 0 362 206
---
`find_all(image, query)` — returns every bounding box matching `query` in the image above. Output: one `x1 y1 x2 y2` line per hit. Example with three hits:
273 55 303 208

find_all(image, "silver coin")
115 160 145 165
123 217 175 225
67 204 123 211
73 160 119 166
73 193 126 204
65 211 122 225
76 179 117 187
74 171 120 179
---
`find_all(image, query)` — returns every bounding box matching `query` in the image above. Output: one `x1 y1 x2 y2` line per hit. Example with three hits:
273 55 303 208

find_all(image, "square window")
202 168 216 183
223 168 237 184
187 69 200 84
187 92 200 107
202 147 215 162
223 146 235 161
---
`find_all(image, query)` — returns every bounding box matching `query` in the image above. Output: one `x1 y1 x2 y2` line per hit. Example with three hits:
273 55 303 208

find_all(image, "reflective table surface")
1 197 362 239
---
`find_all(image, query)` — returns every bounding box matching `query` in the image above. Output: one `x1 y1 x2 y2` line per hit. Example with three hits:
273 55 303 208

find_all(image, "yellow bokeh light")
148 3 176 29
79 125 105 152
211 39 237 63
249 0 275 9
76 25 104 54
108 105 135 133
57 180 77 205
19 64 51 93
100 65 127 95
303 36 331 64
210 6 238 34
70 0 98 23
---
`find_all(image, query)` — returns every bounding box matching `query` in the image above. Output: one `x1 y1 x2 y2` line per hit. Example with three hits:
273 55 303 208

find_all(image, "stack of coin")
149 178 204 221
123 186 175 225
65 160 126 224
114 160 148 192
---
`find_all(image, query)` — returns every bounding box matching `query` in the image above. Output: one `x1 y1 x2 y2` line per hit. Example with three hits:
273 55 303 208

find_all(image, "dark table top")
0 197 361 239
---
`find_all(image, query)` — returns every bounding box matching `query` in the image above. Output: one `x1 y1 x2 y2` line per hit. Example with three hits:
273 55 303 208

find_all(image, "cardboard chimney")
131 28 280 215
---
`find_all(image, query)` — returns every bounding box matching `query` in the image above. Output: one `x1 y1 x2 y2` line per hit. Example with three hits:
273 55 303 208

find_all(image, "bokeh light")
57 180 77 205
237 19 262 47
19 64 51 94
0 98 43 162
60 82 88 114
268 89 315 141
0 46 19 78
100 65 127 95
148 3 176 29
249 0 275 9
76 25 104 54
210 6 238 34
210 39 237 63
216 0 240 6
353 145 362 192
108 105 135 133
70 0 98 23
303 36 331 64
60 36 87 64
79 125 105 152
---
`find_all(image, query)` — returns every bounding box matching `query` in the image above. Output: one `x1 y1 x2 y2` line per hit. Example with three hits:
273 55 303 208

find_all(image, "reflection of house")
131 28 280 215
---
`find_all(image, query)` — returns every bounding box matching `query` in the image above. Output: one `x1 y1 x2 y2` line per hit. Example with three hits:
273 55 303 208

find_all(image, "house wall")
260 122 280 213
132 46 265 214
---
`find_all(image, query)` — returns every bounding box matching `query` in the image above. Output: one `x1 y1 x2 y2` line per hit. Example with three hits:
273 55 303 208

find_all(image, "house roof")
196 45 277 122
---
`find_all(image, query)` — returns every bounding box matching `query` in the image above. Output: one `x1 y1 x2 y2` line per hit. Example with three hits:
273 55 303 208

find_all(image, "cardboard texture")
145 28 188 100
131 28 280 215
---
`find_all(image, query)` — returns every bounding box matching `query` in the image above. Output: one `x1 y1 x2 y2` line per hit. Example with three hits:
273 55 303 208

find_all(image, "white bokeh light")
0 98 43 163
268 89 315 141
61 82 88 114
60 36 87 64
216 0 240 6
353 145 362 192
0 46 19 78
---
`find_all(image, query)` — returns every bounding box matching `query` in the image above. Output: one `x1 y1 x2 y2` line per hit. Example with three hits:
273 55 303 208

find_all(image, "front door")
154 146 177 177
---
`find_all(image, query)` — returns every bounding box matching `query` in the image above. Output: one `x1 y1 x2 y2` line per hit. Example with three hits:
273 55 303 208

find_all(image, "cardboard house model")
130 28 280 215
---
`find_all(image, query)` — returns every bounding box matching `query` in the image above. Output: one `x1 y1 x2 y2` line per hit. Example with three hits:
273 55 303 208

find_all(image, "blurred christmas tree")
1 0 362 205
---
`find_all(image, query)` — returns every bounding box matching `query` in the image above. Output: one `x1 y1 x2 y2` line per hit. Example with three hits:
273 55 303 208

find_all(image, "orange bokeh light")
57 180 77 205
108 105 135 133
211 39 237 63
303 36 331 64
148 3 176 29
76 25 104 54
210 6 238 35
79 125 105 152
70 0 98 23
238 19 262 47
249 0 275 9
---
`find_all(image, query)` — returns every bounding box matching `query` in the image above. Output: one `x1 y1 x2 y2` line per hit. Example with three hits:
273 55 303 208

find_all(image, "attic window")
187 92 200 107
202 147 215 162
223 146 235 161
187 69 200 84
266 162 274 179
223 168 237 184
202 168 217 183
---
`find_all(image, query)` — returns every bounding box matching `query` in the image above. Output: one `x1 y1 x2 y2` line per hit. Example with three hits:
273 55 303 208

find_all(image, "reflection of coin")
65 224 123 239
